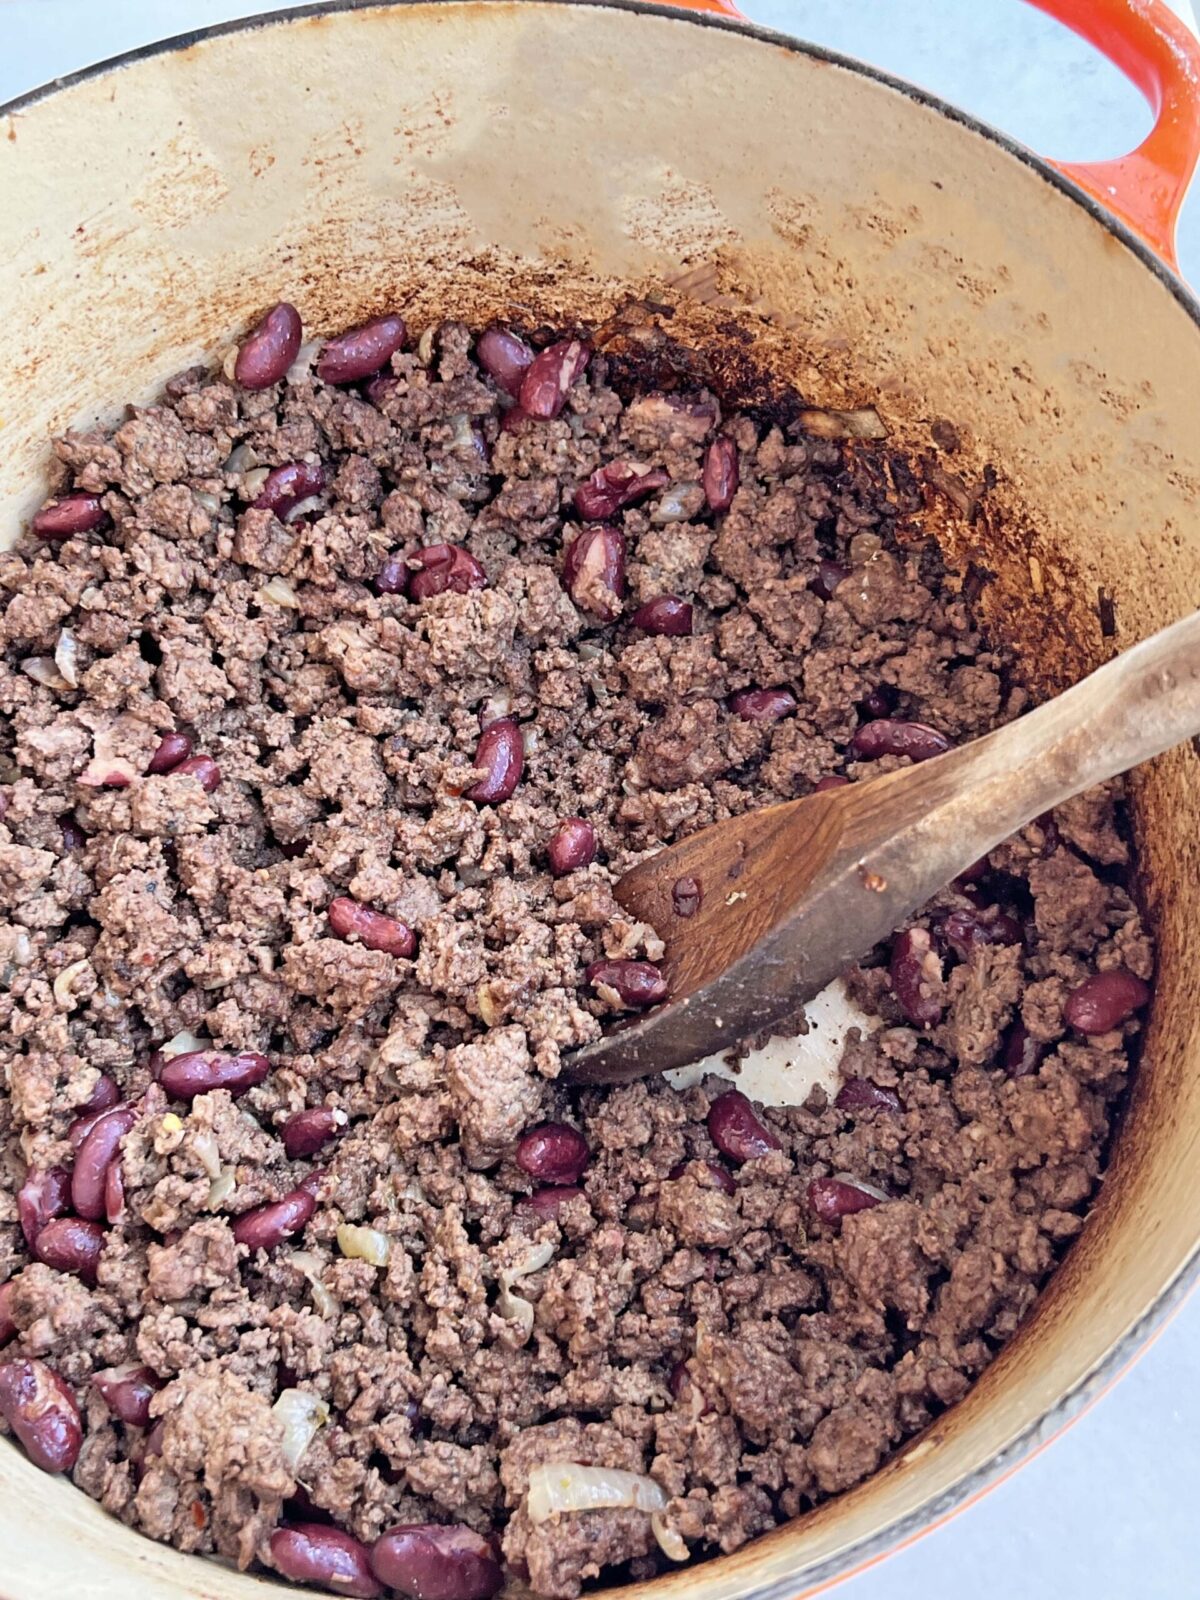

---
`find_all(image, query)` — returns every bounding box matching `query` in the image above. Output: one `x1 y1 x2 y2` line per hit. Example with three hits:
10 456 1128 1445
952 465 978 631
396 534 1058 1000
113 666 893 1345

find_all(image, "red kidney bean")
807 1176 884 1223
234 302 302 390
0 1358 82 1473
92 1366 161 1428
702 436 739 512
585 959 667 1009
477 327 535 396
1063 969 1151 1035
518 339 591 420
408 544 488 601
860 684 897 719
366 373 399 409
34 1217 104 1282
562 524 626 620
546 818 596 877
466 718 524 804
631 595 693 636
516 1124 590 1186
730 688 797 722
253 460 327 517
272 1524 383 1599
72 1104 136 1221
60 817 88 850
814 775 850 792
233 1187 316 1253
668 1159 736 1196
371 1524 503 1600
297 1166 328 1201
146 731 193 774
317 314 406 385
159 1050 270 1100
521 1186 584 1219
328 897 416 958
574 462 668 522
810 559 850 600
707 1089 781 1164
174 754 222 792
835 1078 901 1113
82 1074 120 1116
0 1282 15 1345
1003 1020 1044 1079
938 905 1022 961
850 719 952 762
32 493 107 540
667 1360 692 1400
498 404 530 434
105 1158 126 1225
374 553 409 595
68 1107 109 1152
282 1107 345 1159
17 1167 71 1251
672 875 703 918
889 927 944 1028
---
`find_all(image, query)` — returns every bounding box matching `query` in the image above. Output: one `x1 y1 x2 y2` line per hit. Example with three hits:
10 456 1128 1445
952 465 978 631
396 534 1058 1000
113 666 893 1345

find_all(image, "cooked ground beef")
0 311 1152 1598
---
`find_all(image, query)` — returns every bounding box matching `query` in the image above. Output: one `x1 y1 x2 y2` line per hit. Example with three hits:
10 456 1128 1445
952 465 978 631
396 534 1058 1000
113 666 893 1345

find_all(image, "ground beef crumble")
0 312 1152 1598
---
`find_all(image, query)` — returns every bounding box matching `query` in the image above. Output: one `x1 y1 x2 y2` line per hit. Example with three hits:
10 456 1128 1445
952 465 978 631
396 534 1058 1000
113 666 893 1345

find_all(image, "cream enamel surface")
2 4 1200 1598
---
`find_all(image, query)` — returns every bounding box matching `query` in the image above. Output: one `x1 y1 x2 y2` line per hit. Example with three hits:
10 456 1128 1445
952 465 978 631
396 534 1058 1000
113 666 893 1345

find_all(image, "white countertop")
2 3 1197 1597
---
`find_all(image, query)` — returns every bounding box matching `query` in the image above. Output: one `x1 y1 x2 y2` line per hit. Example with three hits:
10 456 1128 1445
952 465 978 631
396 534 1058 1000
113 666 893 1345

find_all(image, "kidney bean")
0 1358 82 1473
631 595 693 636
233 1187 316 1253
938 905 1022 961
835 1078 901 1113
83 1074 120 1116
585 959 667 1009
546 818 596 877
521 1186 584 1220
34 1217 104 1282
272 1523 383 1599
516 1124 590 1186
810 559 850 600
850 719 952 762
328 897 416 958
373 554 409 595
1063 969 1151 1035
889 927 944 1028
562 524 626 620
808 1176 884 1223
1003 1020 1044 1079
371 1524 503 1600
668 1159 736 1196
283 1107 345 1159
253 460 327 517
667 1360 692 1400
814 775 850 792
234 301 302 390
92 1366 161 1428
860 684 897 719
702 435 740 512
707 1089 781 1164
730 688 797 722
17 1166 71 1251
60 817 88 850
316 314 406 385
71 1104 136 1221
68 1107 109 1152
466 718 524 804
574 462 668 522
366 373 399 409
105 1159 126 1225
174 754 222 792
518 339 591 420
146 731 193 774
159 1050 270 1100
0 1282 15 1345
477 327 535 396
408 543 488 601
672 875 703 918
32 493 107 540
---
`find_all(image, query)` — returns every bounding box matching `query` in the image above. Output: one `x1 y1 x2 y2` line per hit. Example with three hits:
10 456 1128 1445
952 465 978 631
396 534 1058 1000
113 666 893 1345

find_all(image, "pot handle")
659 0 1200 272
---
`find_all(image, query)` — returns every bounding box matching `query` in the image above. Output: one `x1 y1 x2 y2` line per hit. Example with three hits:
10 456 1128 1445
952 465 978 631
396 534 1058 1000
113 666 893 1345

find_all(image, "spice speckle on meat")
0 311 1151 1597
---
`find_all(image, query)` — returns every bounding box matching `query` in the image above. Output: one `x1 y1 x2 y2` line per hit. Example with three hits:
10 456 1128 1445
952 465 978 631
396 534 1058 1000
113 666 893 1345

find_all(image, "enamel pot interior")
2 3 1200 1597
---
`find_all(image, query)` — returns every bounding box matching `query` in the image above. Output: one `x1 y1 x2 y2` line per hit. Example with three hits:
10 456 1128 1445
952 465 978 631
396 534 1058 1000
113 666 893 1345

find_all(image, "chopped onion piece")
194 490 221 514
206 1167 237 1210
283 495 325 524
54 629 79 688
497 1240 555 1341
192 1130 222 1179
272 1387 329 1471
260 576 300 608
287 339 322 383
290 1250 339 1318
241 466 271 501
417 327 436 365
651 1512 689 1563
22 657 71 691
224 443 261 473
336 1223 391 1267
797 406 888 441
52 959 91 1010
159 1029 210 1060
527 1463 667 1524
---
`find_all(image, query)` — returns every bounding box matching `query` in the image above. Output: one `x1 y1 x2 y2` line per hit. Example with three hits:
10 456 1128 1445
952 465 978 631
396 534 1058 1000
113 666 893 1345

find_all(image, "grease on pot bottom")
0 310 1152 1600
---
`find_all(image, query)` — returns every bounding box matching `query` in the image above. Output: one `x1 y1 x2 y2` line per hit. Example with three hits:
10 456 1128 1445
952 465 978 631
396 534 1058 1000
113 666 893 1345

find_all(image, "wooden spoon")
565 609 1200 1086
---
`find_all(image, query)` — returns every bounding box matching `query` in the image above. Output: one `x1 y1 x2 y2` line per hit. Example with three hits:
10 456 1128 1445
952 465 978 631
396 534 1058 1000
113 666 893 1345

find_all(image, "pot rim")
2 1 1199 1594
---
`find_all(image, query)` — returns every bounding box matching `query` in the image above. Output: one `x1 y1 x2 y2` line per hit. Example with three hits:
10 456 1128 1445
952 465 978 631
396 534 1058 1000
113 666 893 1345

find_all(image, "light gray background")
1 2 1197 1596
